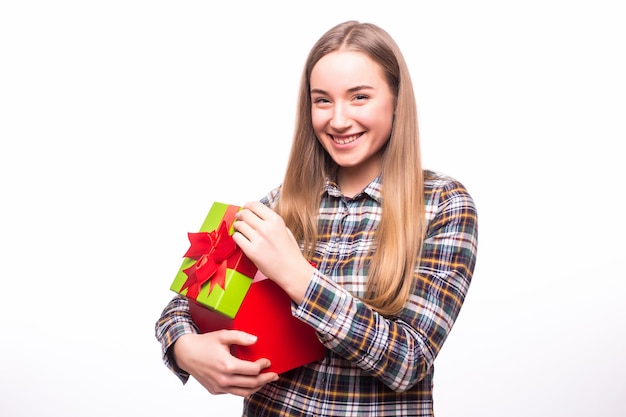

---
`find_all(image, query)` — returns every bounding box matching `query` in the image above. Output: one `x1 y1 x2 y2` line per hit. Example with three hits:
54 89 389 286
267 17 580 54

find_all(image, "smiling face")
310 50 395 195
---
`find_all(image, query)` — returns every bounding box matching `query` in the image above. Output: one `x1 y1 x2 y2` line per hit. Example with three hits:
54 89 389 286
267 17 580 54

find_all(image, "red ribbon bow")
181 221 238 299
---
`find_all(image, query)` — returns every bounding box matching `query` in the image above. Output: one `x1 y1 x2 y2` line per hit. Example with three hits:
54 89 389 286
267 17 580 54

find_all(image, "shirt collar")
323 174 383 203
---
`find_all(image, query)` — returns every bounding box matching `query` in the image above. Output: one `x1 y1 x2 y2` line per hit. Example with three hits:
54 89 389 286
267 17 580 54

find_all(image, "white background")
1 1 624 416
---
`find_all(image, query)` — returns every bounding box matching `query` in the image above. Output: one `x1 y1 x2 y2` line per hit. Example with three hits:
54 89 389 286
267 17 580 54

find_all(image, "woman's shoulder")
423 169 476 213
259 184 283 208
424 169 468 191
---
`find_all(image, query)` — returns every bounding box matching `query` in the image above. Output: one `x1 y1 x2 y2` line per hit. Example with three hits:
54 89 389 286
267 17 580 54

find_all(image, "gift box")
172 201 326 374
170 202 255 319
189 271 326 375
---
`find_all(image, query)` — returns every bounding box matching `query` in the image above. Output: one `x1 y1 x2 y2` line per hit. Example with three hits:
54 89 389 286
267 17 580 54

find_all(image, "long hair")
278 21 425 317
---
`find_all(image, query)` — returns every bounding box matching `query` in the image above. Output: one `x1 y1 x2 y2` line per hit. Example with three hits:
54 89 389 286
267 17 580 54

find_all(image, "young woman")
156 20 478 416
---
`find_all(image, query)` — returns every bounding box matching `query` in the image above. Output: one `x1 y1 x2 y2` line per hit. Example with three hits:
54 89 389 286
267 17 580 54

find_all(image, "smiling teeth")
333 134 360 144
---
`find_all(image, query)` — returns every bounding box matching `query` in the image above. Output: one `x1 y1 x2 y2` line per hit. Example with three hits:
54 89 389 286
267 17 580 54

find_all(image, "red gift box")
189 272 326 375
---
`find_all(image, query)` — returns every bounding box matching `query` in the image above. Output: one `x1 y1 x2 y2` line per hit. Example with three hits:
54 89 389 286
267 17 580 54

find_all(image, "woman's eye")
354 94 369 101
313 97 330 104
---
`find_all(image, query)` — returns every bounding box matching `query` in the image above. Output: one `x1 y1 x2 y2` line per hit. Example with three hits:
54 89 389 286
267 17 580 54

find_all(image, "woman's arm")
154 295 197 383
294 179 478 391
154 295 278 395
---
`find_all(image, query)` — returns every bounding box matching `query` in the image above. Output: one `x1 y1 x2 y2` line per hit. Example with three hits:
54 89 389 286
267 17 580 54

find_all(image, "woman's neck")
337 165 381 198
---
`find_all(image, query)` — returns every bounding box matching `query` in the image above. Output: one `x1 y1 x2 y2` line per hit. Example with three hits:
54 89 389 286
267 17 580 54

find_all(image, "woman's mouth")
330 133 362 145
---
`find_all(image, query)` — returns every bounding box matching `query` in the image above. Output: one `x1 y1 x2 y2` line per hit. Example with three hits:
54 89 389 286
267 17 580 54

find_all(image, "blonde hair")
278 21 425 317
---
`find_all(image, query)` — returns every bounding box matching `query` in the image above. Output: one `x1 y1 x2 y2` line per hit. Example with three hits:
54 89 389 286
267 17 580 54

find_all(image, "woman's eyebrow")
310 85 374 95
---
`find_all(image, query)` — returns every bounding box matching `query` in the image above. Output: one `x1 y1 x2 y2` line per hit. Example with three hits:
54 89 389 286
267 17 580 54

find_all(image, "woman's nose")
329 105 352 130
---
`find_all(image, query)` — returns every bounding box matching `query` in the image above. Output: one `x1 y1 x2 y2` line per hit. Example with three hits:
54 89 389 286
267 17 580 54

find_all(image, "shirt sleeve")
154 295 199 384
293 179 478 392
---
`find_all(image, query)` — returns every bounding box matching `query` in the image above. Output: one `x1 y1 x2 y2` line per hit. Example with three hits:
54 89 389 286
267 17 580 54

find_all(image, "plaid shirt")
155 170 478 416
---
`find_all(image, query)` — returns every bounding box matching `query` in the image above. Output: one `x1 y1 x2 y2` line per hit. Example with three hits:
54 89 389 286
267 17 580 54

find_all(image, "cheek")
366 108 394 133
311 110 326 134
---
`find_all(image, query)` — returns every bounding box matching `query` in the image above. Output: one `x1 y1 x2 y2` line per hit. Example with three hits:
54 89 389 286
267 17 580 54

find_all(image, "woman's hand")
232 201 315 303
172 330 278 397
